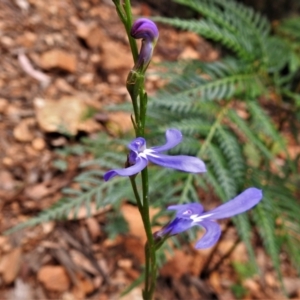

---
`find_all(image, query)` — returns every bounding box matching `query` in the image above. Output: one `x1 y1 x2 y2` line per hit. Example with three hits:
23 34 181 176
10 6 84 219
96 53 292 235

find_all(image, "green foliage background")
10 0 300 287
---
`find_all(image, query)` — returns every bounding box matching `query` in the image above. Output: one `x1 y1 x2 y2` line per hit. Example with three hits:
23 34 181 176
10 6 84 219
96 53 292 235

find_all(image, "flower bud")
130 18 159 72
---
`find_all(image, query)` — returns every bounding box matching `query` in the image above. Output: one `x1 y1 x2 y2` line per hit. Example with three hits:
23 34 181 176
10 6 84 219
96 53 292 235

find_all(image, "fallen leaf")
178 46 200 60
31 138 46 151
25 183 50 200
160 250 192 280
0 98 8 113
34 96 100 135
118 287 143 300
85 217 101 241
0 247 22 284
0 170 16 191
69 249 98 275
13 118 35 142
107 112 133 135
283 278 300 297
40 49 77 73
38 265 70 292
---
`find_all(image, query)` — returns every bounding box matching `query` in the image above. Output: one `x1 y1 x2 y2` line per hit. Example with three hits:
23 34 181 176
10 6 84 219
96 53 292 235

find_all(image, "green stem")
113 2 156 298
141 168 157 299
123 0 139 62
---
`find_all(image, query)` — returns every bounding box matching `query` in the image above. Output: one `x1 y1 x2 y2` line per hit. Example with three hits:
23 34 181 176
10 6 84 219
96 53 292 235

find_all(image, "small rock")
13 118 35 142
40 49 77 73
37 265 70 292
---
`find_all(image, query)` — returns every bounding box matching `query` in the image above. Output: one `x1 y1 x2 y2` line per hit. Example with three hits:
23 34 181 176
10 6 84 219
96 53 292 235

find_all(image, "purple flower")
156 188 263 249
104 129 206 181
131 18 159 72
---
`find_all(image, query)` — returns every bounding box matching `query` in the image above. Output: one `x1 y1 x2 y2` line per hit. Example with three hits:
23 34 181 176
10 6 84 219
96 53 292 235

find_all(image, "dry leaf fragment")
160 250 192 280
38 265 70 292
0 247 22 284
13 118 35 142
40 49 77 73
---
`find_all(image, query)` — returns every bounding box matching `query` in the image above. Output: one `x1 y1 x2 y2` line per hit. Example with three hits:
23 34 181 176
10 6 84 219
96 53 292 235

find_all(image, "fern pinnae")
247 101 287 154
253 196 283 286
207 143 238 199
174 0 237 33
154 17 250 60
215 127 245 184
228 109 275 160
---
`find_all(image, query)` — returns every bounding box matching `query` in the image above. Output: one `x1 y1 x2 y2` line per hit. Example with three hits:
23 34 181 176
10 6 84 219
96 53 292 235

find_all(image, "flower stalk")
112 3 159 298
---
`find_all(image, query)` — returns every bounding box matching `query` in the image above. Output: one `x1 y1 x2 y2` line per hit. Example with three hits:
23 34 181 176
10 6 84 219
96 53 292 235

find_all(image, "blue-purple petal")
168 203 204 219
160 218 194 236
131 18 159 42
147 153 206 173
151 129 183 153
195 220 221 249
201 188 263 220
128 137 146 152
135 40 153 70
103 157 148 181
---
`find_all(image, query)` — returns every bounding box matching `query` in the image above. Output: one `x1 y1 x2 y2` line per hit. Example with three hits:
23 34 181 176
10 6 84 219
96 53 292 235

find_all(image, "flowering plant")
109 1 263 299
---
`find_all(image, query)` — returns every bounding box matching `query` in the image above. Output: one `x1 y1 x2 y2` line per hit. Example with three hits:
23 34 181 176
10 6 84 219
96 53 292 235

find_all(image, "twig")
18 52 51 87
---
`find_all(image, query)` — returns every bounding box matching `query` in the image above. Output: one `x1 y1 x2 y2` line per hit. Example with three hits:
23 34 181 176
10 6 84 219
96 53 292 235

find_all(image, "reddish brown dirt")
0 1 299 299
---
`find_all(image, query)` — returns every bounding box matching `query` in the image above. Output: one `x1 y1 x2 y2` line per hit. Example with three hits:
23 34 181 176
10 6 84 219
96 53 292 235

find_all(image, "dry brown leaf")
283 278 300 297
100 40 132 71
107 112 133 135
124 236 145 264
118 287 143 300
0 170 16 191
0 247 22 284
13 118 36 142
40 49 77 73
25 183 50 200
178 46 200 60
0 98 9 113
209 271 222 294
31 138 46 151
122 204 159 243
85 217 101 241
69 249 98 275
37 265 70 292
160 250 192 279
122 204 145 243
34 96 100 135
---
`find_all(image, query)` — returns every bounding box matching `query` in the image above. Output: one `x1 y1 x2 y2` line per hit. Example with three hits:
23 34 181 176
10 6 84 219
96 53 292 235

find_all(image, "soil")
0 0 299 299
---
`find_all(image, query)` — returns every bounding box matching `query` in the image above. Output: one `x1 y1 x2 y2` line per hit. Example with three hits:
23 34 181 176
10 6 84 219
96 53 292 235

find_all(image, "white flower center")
190 213 213 223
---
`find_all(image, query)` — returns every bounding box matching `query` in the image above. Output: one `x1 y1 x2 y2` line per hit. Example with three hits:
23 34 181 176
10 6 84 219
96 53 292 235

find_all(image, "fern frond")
153 17 251 60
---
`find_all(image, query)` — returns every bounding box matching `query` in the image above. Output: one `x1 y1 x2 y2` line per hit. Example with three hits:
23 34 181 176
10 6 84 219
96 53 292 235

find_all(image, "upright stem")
113 1 157 299
123 0 139 62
